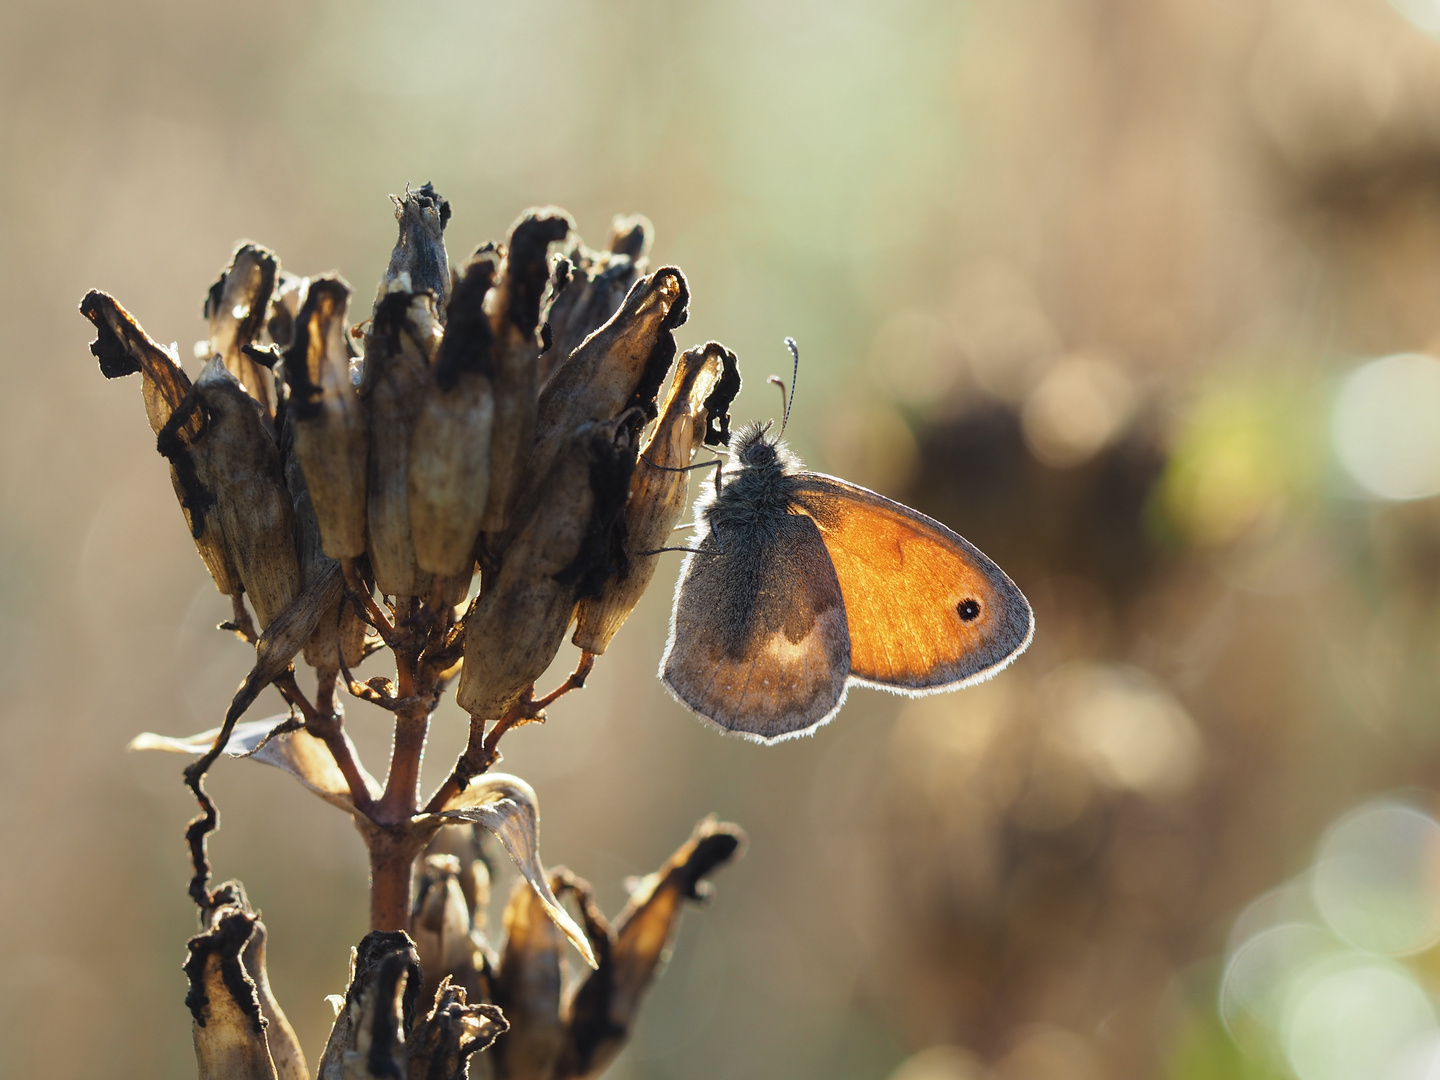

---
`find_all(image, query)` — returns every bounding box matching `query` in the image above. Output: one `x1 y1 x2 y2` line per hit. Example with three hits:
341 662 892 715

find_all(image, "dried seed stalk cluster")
82 185 746 1080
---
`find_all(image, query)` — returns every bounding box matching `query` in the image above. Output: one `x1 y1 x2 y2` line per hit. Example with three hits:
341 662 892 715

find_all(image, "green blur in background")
9 1 1440 1078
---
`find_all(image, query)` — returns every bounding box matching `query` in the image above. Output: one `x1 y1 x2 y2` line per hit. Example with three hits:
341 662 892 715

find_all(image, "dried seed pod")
360 287 443 597
479 208 574 533
205 241 280 416
183 906 281 1080
317 931 422 1080
378 182 452 311
406 981 507 1080
412 854 487 1007
491 873 568 1080
556 818 746 1080
284 276 370 559
512 267 689 554
266 272 309 350
80 290 243 597
181 358 301 630
229 892 309 1080
537 214 652 387
408 252 498 576
456 419 631 723
284 421 367 671
573 343 734 654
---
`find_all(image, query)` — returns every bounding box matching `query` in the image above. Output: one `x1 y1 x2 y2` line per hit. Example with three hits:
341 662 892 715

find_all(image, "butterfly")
659 342 1033 743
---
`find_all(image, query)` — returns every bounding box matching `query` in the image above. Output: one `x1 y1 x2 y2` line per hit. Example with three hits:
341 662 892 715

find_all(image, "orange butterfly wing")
791 474 1033 691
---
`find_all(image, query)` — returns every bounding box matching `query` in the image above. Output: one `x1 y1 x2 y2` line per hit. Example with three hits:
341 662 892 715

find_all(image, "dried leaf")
130 714 381 813
429 774 596 968
556 818 745 1079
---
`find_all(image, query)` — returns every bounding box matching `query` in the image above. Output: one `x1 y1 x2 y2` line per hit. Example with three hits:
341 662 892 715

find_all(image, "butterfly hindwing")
791 473 1033 691
661 508 851 742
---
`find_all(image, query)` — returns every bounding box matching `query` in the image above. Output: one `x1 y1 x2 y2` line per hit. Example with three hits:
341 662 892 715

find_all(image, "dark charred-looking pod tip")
701 345 742 447
479 209 575 534
556 817 746 1080
606 214 653 260
283 275 370 560
205 242 280 416
79 290 243 597
409 252 499 576
317 931 424 1080
381 183 453 313
574 342 729 654
183 907 281 1080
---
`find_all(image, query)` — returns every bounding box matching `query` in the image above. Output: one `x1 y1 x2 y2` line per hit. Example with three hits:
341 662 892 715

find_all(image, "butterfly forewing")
661 511 851 741
791 474 1033 691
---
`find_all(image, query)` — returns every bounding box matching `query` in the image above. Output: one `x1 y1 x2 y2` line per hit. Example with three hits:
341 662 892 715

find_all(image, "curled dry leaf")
481 209 574 534
79 290 243 596
557 817 745 1080
428 773 597 968
183 905 281 1080
205 241 280 417
184 358 301 629
130 714 381 813
284 276 369 560
574 342 732 654
537 214 652 388
408 251 499 576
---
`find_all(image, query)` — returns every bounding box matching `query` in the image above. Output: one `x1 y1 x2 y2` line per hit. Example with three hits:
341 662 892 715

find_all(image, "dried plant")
81 185 745 1079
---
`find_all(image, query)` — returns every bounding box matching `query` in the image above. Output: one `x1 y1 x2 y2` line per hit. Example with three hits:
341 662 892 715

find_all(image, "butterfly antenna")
780 337 799 436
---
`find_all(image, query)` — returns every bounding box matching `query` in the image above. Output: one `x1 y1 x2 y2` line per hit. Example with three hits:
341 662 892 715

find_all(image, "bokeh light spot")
1285 960 1435 1080
1332 354 1440 500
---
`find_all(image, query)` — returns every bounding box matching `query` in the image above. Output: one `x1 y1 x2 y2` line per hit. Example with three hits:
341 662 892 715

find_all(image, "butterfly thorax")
702 424 802 541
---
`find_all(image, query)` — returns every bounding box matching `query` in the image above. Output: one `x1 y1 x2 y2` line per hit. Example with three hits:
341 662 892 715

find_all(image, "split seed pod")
491 872 570 1080
537 214 652 387
81 291 243 597
411 854 487 1007
479 209 574 534
175 358 301 630
515 267 689 550
378 183 452 313
360 286 443 598
316 931 422 1080
283 276 369 559
408 251 499 576
457 419 632 723
205 242 280 417
573 342 733 654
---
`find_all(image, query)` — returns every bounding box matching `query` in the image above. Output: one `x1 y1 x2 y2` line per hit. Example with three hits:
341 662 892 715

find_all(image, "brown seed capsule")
378 182 452 312
284 276 370 560
556 818 746 1080
205 242 280 417
265 272 309 350
491 873 567 1080
284 421 367 671
573 343 732 654
457 419 631 723
189 357 301 630
360 286 443 598
80 291 244 597
406 980 507 1080
183 906 281 1080
537 214 652 387
411 854 487 1008
479 208 574 534
316 931 422 1080
408 252 499 576
513 267 689 554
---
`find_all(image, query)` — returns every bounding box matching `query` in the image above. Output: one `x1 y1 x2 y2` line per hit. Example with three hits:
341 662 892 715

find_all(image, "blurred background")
8 0 1440 1077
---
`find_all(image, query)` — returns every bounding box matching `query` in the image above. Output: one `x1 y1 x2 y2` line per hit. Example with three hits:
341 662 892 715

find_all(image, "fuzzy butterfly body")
661 422 1034 742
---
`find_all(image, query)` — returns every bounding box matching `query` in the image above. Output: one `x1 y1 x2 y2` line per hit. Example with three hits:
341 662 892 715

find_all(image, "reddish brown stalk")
275 670 376 816
341 556 396 640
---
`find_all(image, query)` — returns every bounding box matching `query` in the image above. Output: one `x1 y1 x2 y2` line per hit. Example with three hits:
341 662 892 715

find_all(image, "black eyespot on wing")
958 599 980 622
